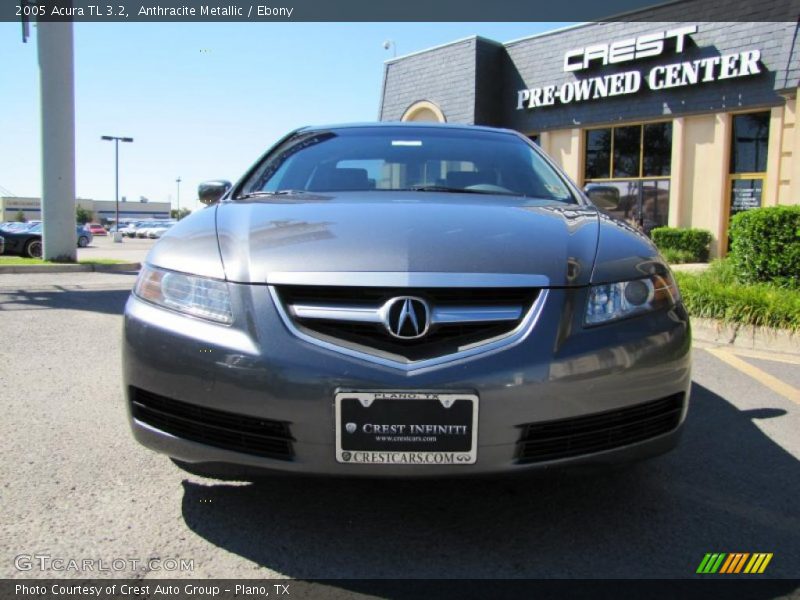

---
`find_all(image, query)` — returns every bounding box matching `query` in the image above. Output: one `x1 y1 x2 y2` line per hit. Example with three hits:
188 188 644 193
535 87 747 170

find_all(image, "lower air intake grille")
516 393 684 463
130 387 294 460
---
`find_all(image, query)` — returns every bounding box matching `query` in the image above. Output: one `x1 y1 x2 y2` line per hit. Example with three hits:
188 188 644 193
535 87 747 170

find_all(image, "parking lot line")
705 346 800 366
704 346 800 405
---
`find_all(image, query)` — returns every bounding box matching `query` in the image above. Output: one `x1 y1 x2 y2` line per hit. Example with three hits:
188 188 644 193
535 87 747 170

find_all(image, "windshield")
240 127 576 203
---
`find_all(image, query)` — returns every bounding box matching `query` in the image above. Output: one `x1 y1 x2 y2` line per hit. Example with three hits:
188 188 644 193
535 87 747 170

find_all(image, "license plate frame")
334 391 478 465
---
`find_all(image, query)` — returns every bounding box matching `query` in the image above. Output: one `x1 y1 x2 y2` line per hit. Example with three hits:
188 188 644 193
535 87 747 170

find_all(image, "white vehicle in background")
122 221 149 237
147 220 177 239
136 222 161 238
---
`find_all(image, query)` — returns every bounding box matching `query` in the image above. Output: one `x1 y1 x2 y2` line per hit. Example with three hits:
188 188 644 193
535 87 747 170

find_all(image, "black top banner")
5 0 799 22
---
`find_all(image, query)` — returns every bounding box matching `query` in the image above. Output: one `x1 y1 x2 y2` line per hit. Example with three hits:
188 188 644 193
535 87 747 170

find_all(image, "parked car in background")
1 221 36 233
136 222 161 238
0 223 92 257
123 123 690 480
146 220 177 239
86 223 108 236
120 222 140 237
76 224 93 247
122 221 153 237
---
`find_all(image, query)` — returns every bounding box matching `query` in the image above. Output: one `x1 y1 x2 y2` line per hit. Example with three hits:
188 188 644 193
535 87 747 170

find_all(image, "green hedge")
675 266 800 332
660 248 696 264
728 205 800 289
651 227 713 263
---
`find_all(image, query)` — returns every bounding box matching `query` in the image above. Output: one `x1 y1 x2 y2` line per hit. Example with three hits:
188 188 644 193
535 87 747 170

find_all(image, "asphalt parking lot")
77 235 155 263
0 271 798 581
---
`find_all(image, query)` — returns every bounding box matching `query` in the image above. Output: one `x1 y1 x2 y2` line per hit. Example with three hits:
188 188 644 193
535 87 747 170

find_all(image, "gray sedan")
123 123 690 478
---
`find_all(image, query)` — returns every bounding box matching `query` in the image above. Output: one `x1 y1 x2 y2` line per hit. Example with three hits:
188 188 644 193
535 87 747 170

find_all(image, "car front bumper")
122 283 691 477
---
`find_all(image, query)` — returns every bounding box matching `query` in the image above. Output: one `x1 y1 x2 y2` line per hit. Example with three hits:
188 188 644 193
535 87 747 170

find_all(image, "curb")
692 317 799 356
670 262 711 273
0 262 141 274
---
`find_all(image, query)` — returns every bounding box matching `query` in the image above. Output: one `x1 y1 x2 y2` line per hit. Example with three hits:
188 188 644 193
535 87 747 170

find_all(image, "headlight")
133 264 233 324
585 272 679 326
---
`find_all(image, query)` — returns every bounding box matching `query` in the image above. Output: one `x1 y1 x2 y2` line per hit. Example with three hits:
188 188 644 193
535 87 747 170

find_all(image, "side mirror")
198 180 232 206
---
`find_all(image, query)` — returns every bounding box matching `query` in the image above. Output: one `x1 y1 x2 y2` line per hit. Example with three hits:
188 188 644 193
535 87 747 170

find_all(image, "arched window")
401 101 446 123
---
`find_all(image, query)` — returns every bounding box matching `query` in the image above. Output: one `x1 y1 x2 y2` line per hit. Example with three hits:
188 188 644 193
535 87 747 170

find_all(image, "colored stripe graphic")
699 553 773 574
719 554 736 574
720 553 749 573
744 553 774 574
733 553 750 573
697 553 727 573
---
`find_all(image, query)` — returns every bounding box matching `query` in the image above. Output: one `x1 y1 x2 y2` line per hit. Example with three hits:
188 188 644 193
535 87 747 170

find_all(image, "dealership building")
0 196 171 223
379 16 799 256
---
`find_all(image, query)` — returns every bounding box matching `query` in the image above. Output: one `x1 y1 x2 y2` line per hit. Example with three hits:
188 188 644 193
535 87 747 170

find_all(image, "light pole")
101 135 133 241
176 177 182 218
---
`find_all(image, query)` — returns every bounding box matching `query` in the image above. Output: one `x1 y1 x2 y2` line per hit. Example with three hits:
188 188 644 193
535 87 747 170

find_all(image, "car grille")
130 387 294 460
516 393 684 463
274 285 539 361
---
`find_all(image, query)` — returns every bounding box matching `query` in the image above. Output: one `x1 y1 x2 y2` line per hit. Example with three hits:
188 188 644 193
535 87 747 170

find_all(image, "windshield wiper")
408 185 481 193
236 189 305 200
405 185 517 196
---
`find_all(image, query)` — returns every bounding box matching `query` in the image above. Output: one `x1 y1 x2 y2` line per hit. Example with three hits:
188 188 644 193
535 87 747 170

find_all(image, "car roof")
294 122 520 137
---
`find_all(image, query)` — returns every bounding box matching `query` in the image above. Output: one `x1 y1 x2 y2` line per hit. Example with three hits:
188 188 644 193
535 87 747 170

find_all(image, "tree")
14 211 26 222
171 208 192 220
76 206 94 224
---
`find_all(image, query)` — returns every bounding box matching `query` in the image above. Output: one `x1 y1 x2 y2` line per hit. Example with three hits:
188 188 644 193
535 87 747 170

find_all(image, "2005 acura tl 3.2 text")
123 123 690 478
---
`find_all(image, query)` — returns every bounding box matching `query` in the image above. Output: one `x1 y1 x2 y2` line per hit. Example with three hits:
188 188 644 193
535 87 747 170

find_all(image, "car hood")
215 193 600 287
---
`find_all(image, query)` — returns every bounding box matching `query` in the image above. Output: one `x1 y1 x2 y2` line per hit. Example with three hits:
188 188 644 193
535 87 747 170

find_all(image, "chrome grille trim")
269 284 549 373
290 304 382 323
289 302 523 325
266 271 551 288
431 306 523 323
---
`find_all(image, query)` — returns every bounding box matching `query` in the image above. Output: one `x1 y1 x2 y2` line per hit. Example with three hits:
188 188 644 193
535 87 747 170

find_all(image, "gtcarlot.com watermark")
14 553 194 573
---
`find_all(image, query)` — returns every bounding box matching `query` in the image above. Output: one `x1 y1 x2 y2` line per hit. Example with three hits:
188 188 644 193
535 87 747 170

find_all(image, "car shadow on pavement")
0 288 131 315
179 382 800 580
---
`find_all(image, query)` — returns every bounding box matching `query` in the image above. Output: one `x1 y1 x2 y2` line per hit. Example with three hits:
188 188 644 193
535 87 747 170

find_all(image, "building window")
583 122 673 236
612 126 641 178
728 111 770 221
585 129 610 179
401 101 446 123
730 112 770 174
643 123 672 177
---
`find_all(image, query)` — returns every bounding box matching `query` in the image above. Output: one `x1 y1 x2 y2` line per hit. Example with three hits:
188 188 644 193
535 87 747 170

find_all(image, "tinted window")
730 112 769 174
643 123 672 177
244 128 575 203
585 129 611 179
585 123 672 180
612 126 641 178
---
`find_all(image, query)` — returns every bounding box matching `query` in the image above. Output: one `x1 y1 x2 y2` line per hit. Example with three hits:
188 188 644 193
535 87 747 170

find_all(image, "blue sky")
0 22 574 211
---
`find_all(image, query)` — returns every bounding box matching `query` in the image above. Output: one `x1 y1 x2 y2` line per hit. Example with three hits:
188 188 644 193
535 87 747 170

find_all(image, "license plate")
335 391 478 465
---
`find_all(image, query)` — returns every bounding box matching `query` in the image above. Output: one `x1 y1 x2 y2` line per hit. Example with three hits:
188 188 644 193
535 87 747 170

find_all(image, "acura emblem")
382 296 430 339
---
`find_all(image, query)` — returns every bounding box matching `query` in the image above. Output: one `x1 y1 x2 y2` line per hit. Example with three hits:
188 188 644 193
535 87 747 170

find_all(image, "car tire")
25 239 43 259
78 236 89 247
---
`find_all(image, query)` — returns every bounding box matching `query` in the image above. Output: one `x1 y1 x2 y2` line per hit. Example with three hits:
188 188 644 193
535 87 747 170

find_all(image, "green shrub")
705 258 738 285
651 227 713 262
728 205 800 289
674 270 800 332
661 248 696 264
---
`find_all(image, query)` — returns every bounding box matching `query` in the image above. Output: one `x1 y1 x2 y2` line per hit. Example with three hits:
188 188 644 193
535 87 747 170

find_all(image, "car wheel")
78 236 89 247
25 239 43 258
